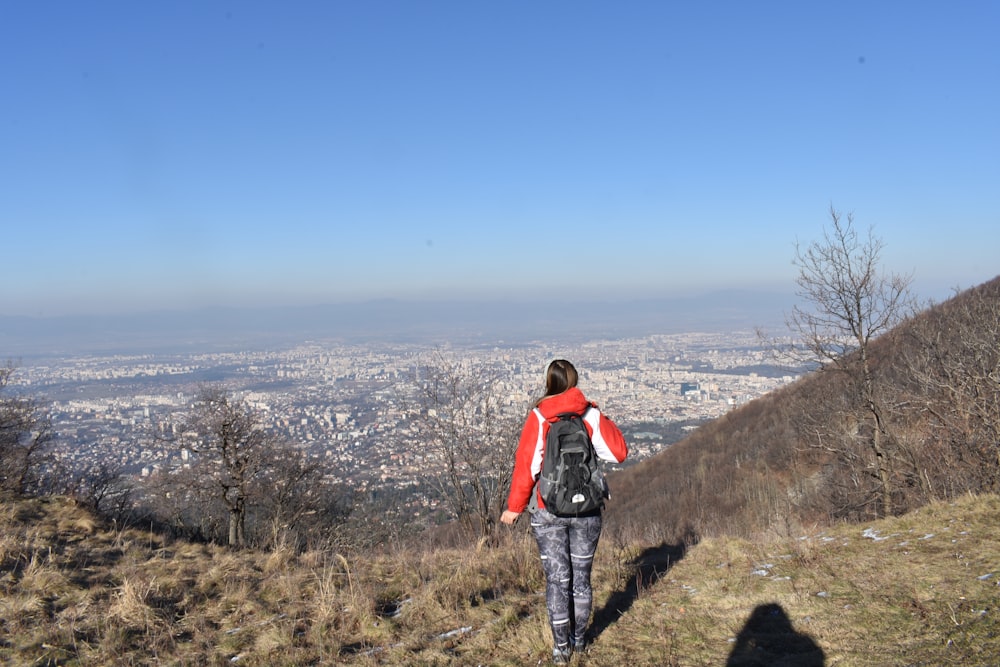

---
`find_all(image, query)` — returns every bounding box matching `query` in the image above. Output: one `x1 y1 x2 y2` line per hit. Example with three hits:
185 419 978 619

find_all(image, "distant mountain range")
0 290 796 356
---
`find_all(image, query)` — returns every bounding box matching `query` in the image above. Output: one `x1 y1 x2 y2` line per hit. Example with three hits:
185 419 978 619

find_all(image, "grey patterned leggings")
530 508 603 649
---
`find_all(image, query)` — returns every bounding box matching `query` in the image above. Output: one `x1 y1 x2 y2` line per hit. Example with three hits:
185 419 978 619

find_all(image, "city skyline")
3 2 998 317
22 330 797 527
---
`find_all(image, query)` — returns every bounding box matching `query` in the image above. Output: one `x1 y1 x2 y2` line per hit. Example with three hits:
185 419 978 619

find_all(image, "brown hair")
536 359 578 406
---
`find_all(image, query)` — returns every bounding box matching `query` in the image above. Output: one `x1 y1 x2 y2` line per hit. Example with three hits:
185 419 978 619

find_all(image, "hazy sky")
3 2 998 316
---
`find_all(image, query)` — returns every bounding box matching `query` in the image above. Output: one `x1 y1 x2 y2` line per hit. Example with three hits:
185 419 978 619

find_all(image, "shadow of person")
726 602 825 666
589 541 686 641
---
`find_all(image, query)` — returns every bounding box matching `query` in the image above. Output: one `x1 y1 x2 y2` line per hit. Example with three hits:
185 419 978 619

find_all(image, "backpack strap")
527 409 547 513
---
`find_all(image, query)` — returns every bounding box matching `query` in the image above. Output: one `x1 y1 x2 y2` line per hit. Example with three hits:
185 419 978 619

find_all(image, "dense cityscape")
12 331 800 524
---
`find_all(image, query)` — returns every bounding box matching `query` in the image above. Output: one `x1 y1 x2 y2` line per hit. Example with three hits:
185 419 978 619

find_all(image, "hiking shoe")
552 647 572 664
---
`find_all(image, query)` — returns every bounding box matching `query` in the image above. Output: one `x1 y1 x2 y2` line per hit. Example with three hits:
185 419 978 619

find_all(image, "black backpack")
536 408 608 516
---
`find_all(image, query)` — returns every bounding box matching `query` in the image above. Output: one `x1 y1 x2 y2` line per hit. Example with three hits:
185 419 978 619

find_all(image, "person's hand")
501 510 521 525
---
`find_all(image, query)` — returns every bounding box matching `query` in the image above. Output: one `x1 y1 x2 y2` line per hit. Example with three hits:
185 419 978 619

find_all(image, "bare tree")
903 280 1000 492
146 385 348 550
179 386 272 547
407 353 522 543
0 362 53 496
786 207 914 517
59 459 135 519
252 447 350 551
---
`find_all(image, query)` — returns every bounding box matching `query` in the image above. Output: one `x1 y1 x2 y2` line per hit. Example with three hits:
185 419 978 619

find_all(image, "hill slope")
2 493 998 665
595 493 1000 666
603 275 1000 545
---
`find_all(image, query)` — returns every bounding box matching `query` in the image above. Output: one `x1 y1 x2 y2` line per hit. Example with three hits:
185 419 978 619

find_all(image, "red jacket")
506 386 629 514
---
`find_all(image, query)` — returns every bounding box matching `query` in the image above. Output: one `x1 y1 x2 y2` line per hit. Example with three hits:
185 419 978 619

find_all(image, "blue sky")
2 1 998 316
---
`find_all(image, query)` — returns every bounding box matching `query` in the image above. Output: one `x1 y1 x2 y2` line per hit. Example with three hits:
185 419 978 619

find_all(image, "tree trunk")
228 499 245 547
870 423 892 517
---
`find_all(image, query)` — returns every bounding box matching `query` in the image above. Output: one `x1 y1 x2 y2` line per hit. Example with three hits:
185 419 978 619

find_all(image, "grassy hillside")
599 493 1000 666
603 275 1000 546
2 492 998 665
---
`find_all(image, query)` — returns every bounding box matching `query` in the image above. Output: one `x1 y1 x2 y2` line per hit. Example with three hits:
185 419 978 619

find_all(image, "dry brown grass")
1 493 998 665
587 493 1000 666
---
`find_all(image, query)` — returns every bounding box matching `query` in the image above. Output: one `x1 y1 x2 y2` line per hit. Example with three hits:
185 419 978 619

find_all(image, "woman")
501 359 629 664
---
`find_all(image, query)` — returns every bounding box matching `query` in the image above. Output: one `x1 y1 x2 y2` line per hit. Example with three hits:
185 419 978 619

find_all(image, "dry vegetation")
0 493 550 666
604 276 1000 547
2 492 998 665
599 493 1000 666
